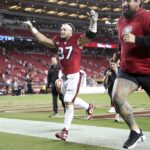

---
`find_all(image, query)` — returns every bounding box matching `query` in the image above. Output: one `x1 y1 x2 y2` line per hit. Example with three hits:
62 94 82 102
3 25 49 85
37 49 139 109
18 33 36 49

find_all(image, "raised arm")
77 10 98 47
24 21 55 48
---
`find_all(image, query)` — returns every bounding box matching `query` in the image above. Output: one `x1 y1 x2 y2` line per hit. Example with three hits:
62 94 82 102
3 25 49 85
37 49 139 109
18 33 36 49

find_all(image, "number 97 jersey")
53 33 83 75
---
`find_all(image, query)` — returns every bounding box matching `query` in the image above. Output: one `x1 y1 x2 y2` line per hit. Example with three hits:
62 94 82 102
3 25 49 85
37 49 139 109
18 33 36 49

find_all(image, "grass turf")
0 92 149 150
0 132 115 150
0 92 150 131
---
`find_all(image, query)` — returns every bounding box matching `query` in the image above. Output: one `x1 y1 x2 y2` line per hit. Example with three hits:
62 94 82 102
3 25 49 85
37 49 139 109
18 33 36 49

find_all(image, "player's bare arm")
23 21 55 48
77 10 98 47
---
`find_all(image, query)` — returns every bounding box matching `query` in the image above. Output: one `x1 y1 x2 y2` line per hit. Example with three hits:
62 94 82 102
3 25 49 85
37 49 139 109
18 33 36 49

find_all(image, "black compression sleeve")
135 36 150 48
86 30 96 39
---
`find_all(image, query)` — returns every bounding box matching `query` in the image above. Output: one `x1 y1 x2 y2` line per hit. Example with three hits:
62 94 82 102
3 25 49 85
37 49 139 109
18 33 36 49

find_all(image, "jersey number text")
58 46 73 60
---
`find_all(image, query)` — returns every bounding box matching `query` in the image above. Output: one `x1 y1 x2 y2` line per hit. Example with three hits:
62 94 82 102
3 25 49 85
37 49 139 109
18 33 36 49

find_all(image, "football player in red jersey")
24 10 98 141
112 0 150 149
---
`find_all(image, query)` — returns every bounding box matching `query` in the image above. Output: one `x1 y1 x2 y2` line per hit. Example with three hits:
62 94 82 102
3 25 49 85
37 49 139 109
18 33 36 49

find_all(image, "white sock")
135 129 141 134
74 97 89 110
64 104 74 130
115 113 120 120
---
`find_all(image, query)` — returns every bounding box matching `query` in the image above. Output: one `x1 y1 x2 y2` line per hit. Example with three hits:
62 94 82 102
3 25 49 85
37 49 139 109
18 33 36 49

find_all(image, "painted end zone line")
0 118 150 150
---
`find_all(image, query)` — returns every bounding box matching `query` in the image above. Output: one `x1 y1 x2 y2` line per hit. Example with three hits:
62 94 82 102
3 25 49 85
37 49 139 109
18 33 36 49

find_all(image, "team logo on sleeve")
122 26 133 34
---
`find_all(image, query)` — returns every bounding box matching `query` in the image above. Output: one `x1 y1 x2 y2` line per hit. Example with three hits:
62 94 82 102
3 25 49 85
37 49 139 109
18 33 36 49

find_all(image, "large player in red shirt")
24 10 98 141
112 0 150 149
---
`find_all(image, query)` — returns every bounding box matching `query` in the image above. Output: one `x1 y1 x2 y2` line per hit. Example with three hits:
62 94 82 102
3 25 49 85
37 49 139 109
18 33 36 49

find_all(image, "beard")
123 8 136 19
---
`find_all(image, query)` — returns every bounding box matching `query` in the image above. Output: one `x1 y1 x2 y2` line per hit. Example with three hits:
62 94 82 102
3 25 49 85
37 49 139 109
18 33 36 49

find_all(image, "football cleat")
86 103 94 120
55 128 68 141
123 129 146 149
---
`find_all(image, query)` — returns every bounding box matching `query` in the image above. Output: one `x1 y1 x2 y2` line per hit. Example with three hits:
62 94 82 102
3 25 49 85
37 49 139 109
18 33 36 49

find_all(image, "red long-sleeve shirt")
117 8 150 74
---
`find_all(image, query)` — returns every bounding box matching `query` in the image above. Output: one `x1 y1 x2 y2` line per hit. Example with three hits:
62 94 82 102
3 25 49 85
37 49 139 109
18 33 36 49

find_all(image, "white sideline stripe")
0 118 150 150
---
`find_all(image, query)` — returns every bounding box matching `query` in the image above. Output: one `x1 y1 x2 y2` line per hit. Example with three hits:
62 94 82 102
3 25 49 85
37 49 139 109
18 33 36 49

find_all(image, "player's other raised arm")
23 21 55 48
78 10 98 47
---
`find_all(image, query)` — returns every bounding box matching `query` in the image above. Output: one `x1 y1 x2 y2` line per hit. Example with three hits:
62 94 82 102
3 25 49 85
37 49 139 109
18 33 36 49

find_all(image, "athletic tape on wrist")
89 20 97 33
86 30 96 39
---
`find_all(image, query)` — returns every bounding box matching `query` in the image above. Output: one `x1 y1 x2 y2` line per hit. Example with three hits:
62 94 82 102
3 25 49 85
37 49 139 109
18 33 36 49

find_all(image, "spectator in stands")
103 58 121 122
46 56 66 116
12 78 20 96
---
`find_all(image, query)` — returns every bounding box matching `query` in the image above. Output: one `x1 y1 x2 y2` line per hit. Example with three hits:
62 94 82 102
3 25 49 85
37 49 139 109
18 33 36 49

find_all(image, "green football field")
0 92 149 150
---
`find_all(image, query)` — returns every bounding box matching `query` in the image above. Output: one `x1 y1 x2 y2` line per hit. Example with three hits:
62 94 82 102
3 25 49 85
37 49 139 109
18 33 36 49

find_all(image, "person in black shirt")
103 58 121 122
47 56 66 116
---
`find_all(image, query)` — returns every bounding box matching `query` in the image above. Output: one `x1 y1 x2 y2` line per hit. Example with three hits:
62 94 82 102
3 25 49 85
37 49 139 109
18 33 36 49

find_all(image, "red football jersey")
53 34 83 75
117 8 150 74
